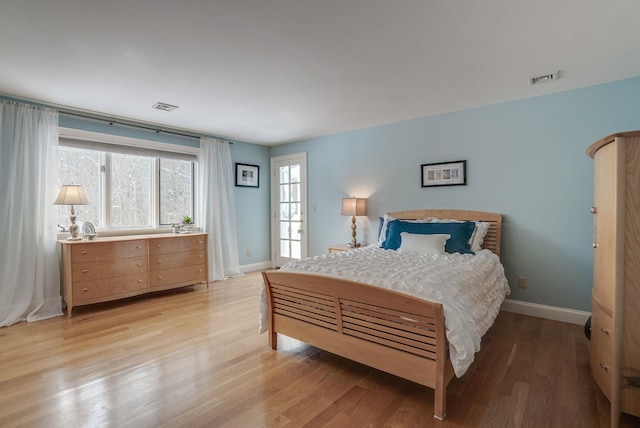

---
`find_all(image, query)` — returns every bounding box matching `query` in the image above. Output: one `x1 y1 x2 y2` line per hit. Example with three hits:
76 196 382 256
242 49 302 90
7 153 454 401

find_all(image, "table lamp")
54 184 89 240
341 196 367 247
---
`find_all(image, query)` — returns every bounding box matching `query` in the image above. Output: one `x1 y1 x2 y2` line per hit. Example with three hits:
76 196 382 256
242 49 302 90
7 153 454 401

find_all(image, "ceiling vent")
152 102 179 112
528 71 559 86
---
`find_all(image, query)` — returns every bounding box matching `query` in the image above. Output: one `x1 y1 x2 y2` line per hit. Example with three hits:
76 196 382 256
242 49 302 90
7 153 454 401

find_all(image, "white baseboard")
501 299 590 325
239 261 271 273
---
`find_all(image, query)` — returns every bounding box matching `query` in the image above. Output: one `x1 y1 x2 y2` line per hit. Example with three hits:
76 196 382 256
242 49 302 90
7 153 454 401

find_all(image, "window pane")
280 184 290 202
160 159 193 225
291 241 301 259
280 203 290 220
111 153 152 228
279 166 289 184
280 240 290 258
58 146 101 228
280 221 290 239
291 221 301 240
291 203 300 221
290 184 300 202
290 165 300 183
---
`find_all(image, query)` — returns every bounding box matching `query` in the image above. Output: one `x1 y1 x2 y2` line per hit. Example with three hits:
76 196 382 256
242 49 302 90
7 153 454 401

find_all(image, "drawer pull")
136 245 142 249
198 240 203 243
600 327 609 334
137 263 142 266
157 276 163 279
81 250 88 255
82 288 89 292
137 279 143 283
81 269 88 273
198 269 203 272
157 244 162 248
157 260 162 264
591 206 597 248
600 362 608 370
198 255 203 258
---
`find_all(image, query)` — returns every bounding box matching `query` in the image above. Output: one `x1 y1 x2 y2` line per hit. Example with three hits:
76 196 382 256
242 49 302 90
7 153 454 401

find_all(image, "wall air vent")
528 71 559 86
152 102 179 112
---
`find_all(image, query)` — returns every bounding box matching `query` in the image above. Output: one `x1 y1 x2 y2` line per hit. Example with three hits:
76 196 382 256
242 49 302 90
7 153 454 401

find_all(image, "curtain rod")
59 110 232 143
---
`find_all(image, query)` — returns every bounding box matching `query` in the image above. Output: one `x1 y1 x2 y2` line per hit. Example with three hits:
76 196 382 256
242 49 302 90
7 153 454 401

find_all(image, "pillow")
382 220 475 254
397 232 450 255
470 221 490 252
377 216 385 241
428 218 490 252
377 214 433 247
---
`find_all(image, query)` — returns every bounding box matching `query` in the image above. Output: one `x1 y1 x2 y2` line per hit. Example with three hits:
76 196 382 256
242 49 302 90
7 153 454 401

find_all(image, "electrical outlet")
246 249 251 257
517 277 528 289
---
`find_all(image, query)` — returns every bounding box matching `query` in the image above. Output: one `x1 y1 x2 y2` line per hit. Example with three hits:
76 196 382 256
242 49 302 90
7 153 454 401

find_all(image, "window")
57 129 197 231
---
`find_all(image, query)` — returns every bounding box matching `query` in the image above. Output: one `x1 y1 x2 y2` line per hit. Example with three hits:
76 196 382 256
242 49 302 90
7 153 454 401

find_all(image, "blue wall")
270 77 640 312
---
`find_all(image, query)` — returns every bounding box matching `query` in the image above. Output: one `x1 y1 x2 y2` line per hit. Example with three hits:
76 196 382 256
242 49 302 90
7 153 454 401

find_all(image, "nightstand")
328 244 359 254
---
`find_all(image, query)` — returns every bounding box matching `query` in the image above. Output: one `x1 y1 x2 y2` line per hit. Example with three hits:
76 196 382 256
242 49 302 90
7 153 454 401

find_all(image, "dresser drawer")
73 273 149 303
149 265 206 289
591 301 614 351
149 250 206 271
149 235 206 255
591 338 614 400
72 257 147 281
71 240 147 263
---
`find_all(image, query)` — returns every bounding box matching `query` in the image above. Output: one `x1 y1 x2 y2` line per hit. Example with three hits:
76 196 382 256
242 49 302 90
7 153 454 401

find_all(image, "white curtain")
198 137 243 281
0 100 63 327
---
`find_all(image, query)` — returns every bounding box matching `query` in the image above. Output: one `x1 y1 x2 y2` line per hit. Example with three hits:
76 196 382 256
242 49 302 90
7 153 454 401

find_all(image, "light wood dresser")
587 131 640 427
60 233 208 317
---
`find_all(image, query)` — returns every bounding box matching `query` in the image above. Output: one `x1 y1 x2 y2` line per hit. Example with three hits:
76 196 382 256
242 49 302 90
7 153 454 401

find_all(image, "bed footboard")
262 270 455 420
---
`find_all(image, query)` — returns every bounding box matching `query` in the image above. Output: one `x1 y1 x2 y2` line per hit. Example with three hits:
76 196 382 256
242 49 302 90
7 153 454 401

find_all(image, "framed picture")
421 160 467 187
235 163 259 188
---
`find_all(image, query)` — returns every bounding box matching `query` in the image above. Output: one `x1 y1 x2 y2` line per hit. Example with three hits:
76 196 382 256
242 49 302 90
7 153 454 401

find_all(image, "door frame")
270 152 308 268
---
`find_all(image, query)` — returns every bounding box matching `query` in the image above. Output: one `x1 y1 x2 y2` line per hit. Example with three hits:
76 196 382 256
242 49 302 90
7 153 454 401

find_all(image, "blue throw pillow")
382 220 475 254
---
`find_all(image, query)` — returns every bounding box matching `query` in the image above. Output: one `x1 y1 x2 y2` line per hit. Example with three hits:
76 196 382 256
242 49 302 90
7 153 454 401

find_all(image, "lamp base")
67 236 83 241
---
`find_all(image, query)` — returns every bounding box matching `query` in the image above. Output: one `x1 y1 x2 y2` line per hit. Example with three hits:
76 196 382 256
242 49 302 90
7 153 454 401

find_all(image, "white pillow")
377 214 435 247
397 232 450 255
470 221 490 252
427 218 491 253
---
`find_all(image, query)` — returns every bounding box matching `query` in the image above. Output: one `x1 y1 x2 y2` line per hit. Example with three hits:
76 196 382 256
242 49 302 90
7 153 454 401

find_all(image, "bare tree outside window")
58 146 195 231
160 159 193 225
58 147 101 228
111 153 152 228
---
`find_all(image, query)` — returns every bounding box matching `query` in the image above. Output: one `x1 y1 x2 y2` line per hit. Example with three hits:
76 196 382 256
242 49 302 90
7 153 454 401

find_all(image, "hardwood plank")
0 271 639 427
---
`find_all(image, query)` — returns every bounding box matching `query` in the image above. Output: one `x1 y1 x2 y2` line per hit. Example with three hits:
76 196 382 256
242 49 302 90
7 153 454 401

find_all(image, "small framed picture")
421 160 467 187
235 163 260 188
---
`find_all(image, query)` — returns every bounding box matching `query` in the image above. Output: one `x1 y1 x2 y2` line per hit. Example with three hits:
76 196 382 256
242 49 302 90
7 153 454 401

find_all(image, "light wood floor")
1 271 638 428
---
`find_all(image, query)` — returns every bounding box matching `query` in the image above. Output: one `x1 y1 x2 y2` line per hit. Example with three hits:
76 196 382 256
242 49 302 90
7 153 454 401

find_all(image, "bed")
260 209 509 420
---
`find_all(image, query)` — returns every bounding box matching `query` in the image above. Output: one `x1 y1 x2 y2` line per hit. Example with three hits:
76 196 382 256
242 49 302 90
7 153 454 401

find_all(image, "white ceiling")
1 1 640 146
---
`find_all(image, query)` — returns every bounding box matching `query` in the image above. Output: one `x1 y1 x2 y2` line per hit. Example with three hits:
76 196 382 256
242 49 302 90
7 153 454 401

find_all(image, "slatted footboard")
262 270 455 420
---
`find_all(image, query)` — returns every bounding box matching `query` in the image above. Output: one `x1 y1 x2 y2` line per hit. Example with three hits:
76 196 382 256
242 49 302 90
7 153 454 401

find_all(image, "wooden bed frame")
262 209 502 420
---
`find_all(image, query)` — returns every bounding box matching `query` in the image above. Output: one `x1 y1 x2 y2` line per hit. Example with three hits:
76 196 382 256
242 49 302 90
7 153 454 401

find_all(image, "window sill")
56 227 202 241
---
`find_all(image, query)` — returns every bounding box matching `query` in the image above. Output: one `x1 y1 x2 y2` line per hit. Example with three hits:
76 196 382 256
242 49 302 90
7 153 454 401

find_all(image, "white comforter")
259 245 510 377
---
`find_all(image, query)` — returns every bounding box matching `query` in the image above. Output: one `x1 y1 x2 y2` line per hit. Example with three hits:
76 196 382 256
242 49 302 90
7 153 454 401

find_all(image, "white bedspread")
259 245 510 377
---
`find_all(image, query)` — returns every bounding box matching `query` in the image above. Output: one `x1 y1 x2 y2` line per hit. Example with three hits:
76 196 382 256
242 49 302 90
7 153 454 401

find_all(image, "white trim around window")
57 127 200 239
58 127 200 159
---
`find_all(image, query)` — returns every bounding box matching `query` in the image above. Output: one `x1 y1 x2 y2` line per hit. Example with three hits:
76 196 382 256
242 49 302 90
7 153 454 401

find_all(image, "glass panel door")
271 153 307 267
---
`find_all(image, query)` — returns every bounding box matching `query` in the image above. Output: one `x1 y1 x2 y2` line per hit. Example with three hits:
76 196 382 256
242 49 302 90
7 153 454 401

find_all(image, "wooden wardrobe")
587 131 640 427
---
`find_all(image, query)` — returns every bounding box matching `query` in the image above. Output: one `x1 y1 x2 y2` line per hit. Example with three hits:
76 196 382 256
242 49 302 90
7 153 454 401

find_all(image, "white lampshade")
341 197 367 217
54 184 89 206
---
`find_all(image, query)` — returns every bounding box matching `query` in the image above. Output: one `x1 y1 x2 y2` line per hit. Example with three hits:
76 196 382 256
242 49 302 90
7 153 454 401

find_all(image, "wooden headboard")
388 209 502 257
